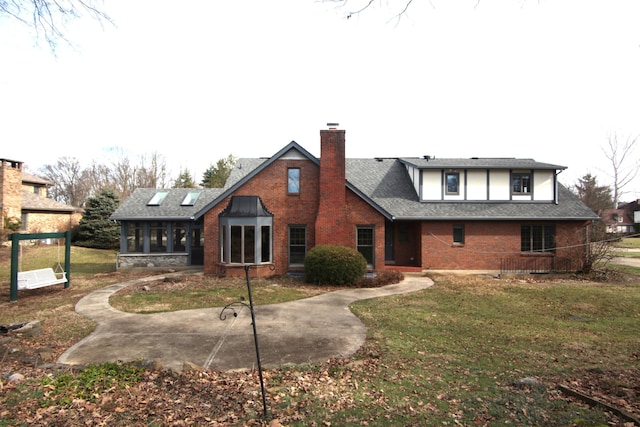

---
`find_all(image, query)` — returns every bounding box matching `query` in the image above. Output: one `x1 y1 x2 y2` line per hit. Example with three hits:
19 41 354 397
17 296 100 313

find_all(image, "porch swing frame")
9 231 71 302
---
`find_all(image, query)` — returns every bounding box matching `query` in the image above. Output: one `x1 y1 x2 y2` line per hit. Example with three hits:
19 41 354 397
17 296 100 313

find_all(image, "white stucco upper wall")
417 169 557 201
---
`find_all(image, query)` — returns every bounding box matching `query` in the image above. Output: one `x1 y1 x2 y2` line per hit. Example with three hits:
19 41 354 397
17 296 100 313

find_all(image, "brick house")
110 126 599 275
0 158 83 234
600 200 639 234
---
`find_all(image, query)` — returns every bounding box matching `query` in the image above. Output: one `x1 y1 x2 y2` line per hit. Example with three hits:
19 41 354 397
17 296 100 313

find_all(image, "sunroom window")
219 196 273 265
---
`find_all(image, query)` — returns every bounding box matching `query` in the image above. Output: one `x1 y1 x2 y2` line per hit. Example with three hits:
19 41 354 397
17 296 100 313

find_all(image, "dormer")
399 157 566 203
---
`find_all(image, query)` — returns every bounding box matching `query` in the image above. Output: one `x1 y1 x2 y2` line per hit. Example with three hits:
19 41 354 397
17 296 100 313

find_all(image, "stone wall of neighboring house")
117 253 189 269
23 211 82 234
0 159 23 226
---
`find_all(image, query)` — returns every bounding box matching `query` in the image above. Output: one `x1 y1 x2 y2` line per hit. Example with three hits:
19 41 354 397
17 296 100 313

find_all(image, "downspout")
554 169 563 204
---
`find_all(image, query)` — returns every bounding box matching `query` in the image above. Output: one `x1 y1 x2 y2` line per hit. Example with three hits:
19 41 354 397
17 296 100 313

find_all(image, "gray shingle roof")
110 188 224 221
400 157 566 170
112 148 598 222
346 158 598 221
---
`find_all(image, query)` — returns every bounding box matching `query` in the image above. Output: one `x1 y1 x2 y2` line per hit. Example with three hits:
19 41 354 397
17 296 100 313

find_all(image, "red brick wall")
203 154 386 276
420 220 587 270
204 157 320 276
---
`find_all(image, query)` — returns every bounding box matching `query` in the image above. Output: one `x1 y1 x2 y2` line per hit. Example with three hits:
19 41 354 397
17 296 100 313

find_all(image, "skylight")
181 191 201 206
147 191 169 206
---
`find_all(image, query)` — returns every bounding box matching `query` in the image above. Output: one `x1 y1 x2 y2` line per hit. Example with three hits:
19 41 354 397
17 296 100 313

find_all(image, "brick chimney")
0 159 23 230
315 124 349 246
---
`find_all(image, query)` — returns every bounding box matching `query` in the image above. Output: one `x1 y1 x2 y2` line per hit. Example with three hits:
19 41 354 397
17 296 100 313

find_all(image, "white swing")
17 240 68 290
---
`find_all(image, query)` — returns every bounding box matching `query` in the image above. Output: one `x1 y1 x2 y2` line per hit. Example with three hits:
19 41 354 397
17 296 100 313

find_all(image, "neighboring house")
0 158 83 234
601 200 638 234
110 126 600 275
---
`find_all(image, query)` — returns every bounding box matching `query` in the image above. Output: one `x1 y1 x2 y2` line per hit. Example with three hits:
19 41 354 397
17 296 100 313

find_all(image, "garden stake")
219 264 268 419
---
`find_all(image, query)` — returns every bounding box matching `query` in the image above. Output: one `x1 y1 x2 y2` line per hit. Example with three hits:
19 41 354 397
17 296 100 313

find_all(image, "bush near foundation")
304 245 367 286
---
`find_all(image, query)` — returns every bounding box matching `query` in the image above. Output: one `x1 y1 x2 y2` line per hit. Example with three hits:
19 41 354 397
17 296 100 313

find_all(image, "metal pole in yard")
244 264 268 419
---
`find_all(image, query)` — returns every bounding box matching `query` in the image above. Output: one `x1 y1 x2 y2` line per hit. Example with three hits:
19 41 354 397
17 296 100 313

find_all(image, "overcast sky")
1 0 639 200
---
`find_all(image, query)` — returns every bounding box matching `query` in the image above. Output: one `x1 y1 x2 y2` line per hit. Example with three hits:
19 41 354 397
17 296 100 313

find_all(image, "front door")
385 223 394 263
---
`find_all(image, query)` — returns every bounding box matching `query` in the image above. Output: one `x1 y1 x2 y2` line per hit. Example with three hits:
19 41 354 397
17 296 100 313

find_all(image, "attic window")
181 191 200 206
147 191 169 206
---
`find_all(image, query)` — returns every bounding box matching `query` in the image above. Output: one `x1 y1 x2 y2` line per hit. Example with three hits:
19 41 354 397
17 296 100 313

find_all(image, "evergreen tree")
75 188 120 249
572 173 614 214
201 155 236 188
173 168 197 188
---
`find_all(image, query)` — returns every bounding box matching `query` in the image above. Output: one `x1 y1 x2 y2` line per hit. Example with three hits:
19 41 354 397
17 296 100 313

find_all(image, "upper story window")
445 172 459 195
512 172 531 194
288 168 300 194
147 191 169 206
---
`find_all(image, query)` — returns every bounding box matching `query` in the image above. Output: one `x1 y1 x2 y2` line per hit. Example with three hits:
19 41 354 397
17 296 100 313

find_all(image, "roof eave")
346 181 394 220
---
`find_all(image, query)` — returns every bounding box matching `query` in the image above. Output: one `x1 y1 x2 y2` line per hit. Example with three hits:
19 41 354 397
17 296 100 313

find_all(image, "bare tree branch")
324 0 416 22
601 132 640 207
1 0 112 50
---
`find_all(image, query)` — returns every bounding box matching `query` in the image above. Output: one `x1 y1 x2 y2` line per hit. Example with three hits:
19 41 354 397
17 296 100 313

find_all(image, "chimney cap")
326 122 339 129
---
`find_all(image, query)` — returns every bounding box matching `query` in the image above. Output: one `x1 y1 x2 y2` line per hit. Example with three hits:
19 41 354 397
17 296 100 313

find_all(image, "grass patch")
1 246 638 425
316 275 640 425
109 275 331 313
615 236 640 249
40 362 144 406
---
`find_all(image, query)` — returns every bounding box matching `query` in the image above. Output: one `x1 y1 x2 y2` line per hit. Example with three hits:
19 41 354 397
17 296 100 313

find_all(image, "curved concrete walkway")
58 273 433 372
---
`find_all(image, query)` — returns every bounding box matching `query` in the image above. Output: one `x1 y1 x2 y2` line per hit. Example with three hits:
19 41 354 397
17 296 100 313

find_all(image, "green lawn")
1 246 639 425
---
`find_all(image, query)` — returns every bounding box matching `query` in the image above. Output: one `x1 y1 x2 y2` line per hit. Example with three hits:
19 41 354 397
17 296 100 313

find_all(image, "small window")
357 226 375 267
181 191 200 206
453 224 464 244
148 191 169 206
512 173 531 194
289 226 307 266
288 168 300 194
445 172 459 195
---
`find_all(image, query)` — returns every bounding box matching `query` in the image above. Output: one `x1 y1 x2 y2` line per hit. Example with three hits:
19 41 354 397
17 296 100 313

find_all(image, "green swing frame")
9 231 71 302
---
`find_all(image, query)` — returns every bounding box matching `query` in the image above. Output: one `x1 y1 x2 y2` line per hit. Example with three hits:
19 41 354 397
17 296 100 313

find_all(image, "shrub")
304 245 367 286
357 270 404 288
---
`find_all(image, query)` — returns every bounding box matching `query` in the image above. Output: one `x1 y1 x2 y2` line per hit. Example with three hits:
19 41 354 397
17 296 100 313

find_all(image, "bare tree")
39 156 89 207
0 0 112 49
601 132 639 207
108 150 169 201
326 0 415 22
135 152 169 189
109 155 137 203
